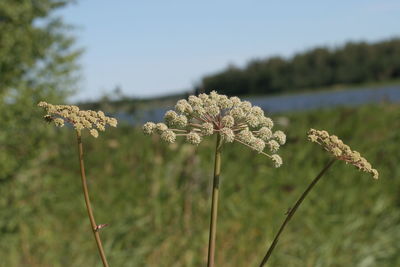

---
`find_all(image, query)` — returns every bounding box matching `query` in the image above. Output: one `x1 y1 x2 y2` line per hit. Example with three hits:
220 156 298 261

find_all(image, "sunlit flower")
143 91 286 167
308 128 379 179
38 101 118 138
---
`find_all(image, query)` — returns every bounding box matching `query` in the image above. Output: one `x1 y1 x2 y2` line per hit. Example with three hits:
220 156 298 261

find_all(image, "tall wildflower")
38 101 117 267
143 91 285 168
308 129 378 179
143 91 286 267
259 129 379 266
38 101 117 138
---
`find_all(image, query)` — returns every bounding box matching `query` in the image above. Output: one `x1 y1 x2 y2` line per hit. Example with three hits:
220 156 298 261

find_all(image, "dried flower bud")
308 128 378 179
38 101 117 138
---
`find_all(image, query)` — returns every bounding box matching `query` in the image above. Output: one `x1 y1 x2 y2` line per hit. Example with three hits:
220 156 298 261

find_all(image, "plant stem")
259 159 336 267
207 134 223 267
76 131 110 267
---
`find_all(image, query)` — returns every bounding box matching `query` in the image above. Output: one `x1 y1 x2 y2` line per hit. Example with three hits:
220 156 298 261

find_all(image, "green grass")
1 104 400 266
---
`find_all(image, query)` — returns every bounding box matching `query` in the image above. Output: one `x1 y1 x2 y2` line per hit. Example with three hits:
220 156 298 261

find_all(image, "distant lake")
120 85 400 124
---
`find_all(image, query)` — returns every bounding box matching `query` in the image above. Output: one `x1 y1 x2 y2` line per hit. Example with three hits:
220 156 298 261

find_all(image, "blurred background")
1 0 400 266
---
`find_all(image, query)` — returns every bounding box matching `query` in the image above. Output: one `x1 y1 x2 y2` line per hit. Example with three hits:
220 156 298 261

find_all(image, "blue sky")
61 0 400 101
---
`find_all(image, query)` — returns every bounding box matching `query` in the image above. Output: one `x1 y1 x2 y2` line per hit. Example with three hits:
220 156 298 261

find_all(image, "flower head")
143 91 285 167
38 101 118 138
308 129 379 179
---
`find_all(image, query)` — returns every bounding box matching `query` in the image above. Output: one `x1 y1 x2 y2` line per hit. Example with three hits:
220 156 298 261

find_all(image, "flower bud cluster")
38 101 118 138
143 91 285 167
308 129 378 179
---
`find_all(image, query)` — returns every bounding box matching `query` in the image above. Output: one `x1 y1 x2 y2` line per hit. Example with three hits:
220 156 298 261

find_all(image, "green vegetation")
1 103 399 266
200 39 400 96
0 0 81 182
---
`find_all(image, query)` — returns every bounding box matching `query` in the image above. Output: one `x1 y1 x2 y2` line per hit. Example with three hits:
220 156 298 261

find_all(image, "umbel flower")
143 91 285 167
308 128 379 179
38 101 116 267
38 101 118 138
259 129 379 266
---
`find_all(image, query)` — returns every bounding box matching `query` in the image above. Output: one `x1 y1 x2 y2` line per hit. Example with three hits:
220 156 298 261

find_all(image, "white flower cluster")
308 128 378 179
143 91 286 167
38 101 118 138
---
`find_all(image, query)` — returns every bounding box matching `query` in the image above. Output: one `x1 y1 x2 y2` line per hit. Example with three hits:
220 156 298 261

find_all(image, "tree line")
200 39 400 96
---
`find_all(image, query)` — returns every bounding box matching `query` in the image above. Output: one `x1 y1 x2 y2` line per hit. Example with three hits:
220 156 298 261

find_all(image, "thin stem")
259 159 336 267
207 134 223 267
76 131 110 267
234 138 272 159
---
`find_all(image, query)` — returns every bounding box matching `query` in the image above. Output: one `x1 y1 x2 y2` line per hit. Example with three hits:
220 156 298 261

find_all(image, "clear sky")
61 0 400 101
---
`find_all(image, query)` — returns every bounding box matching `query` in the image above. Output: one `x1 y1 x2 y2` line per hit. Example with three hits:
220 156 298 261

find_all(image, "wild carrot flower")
143 91 285 167
38 101 117 138
308 128 378 179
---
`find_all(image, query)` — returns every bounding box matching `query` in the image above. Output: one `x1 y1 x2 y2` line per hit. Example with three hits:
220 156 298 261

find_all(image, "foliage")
200 39 400 96
1 104 399 266
0 0 81 181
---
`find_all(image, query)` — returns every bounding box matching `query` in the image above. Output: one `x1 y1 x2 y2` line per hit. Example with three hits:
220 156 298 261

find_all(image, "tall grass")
0 104 399 266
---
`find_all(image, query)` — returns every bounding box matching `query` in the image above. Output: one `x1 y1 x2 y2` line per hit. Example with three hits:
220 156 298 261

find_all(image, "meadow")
1 103 399 267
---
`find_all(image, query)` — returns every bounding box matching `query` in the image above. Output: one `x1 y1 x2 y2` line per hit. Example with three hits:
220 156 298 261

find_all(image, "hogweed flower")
38 101 118 138
143 91 285 168
308 128 378 179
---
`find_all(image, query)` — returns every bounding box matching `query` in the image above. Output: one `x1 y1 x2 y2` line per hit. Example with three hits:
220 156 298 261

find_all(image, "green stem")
259 159 336 267
76 131 110 267
207 134 223 267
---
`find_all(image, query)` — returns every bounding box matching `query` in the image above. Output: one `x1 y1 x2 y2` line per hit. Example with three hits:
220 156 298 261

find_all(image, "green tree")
0 0 81 181
201 38 400 96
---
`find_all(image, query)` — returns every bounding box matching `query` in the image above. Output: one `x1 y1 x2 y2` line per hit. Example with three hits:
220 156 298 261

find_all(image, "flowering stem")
259 158 336 267
76 131 110 267
207 134 223 267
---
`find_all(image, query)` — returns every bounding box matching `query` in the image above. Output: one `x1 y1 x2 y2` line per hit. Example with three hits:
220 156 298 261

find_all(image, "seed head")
38 101 118 138
142 91 285 167
308 129 379 179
